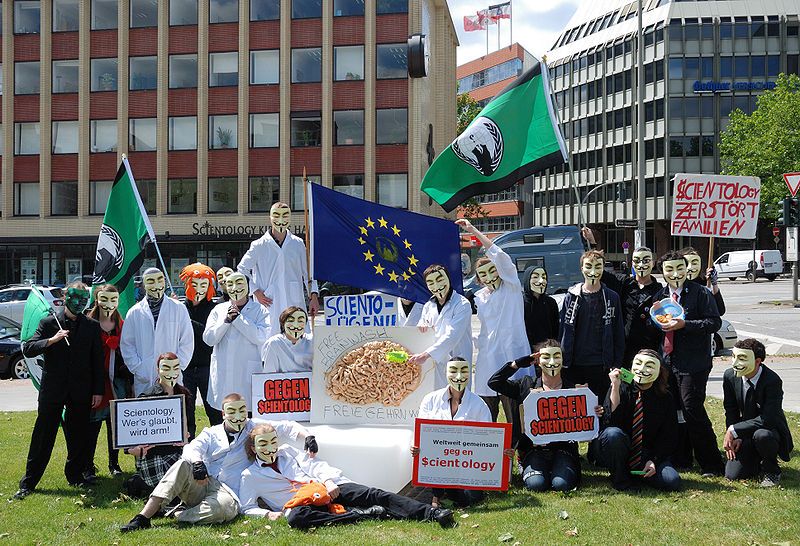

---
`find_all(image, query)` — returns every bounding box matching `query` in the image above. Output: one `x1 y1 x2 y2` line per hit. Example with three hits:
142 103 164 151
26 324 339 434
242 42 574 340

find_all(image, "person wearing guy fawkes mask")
680 247 726 315
521 266 560 354
13 283 105 500
263 306 313 373
120 267 194 397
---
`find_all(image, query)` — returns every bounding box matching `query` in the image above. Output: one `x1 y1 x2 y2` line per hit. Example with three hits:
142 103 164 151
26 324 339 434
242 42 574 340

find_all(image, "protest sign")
252 372 312 421
412 419 512 491
670 173 761 240
111 395 187 449
522 387 599 445
311 325 435 425
324 291 397 326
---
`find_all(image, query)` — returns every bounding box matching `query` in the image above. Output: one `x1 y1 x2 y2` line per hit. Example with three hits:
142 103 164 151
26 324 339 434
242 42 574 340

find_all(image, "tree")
719 73 800 219
455 92 489 220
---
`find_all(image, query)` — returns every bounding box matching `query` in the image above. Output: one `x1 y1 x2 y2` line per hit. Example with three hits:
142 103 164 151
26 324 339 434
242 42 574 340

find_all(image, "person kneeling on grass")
597 350 682 492
239 423 455 530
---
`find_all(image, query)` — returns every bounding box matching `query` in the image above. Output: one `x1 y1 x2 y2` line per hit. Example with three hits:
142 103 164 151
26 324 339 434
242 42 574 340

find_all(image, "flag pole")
510 0 513 46
302 167 314 333
485 17 489 55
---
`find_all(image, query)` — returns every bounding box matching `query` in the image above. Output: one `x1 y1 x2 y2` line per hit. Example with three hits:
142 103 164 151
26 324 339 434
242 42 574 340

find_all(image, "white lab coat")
183 419 307 500
418 387 492 422
237 231 318 337
418 293 474 389
239 445 349 516
397 297 423 326
204 299 270 409
120 297 195 396
262 333 313 373
473 245 532 396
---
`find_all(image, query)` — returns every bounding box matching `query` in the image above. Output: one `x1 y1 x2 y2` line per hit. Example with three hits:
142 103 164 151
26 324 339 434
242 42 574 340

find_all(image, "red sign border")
412 418 512 491
784 172 800 197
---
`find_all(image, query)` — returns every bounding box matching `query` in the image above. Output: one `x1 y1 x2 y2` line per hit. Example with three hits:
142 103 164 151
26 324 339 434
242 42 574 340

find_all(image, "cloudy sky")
449 0 581 65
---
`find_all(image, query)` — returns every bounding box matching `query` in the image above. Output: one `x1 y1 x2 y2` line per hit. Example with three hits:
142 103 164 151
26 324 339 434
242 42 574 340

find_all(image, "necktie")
744 379 755 417
663 292 678 355
629 391 644 470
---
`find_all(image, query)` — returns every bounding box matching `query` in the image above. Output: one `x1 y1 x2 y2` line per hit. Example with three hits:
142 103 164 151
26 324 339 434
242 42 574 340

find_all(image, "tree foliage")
455 93 489 219
719 73 800 219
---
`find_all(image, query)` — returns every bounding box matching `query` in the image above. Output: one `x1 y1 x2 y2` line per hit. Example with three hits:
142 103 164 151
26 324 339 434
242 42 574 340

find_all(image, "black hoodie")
522 267 560 349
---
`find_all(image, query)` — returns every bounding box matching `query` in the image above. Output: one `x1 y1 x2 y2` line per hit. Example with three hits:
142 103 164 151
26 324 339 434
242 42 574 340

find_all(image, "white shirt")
238 445 349 516
418 387 492 422
397 298 423 327
262 333 313 373
728 366 764 438
418 293 474 389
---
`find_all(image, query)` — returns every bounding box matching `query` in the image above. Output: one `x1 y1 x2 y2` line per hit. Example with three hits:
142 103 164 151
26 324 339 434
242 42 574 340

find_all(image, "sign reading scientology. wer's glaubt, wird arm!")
111 395 187 449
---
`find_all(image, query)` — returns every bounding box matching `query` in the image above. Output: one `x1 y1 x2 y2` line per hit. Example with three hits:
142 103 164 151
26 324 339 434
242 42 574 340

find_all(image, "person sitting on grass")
723 338 794 487
597 350 681 492
238 423 455 529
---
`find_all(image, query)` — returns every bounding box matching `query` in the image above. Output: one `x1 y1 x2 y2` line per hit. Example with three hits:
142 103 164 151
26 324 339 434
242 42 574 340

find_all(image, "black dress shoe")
350 505 387 520
431 508 455 528
11 488 32 500
120 514 151 533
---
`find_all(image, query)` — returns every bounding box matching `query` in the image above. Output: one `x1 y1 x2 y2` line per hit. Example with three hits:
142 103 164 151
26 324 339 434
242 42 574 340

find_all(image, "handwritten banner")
412 419 511 491
251 372 312 422
111 395 187 449
522 388 599 445
324 292 397 326
671 173 761 239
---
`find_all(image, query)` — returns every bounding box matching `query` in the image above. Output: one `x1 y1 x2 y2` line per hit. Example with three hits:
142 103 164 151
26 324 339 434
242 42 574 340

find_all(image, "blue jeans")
521 448 580 492
597 427 682 491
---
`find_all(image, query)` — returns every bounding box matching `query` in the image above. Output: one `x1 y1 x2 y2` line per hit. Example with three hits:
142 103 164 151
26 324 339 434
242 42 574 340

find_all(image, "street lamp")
580 181 626 223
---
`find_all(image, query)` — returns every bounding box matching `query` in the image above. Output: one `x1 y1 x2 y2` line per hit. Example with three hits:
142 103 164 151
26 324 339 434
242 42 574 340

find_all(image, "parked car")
0 315 27 379
714 319 738 355
0 285 64 323
714 250 783 282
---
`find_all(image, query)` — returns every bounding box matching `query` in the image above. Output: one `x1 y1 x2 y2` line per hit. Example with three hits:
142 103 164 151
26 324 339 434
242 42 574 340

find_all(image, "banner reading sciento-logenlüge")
671 173 761 239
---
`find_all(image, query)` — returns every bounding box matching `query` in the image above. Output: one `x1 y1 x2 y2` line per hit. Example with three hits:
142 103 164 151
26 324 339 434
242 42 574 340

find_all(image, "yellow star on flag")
374 263 385 275
409 255 419 267
363 250 374 262
365 217 375 229
378 217 388 228
359 226 368 235
388 271 399 283
402 272 411 281
403 239 412 249
358 237 366 245
392 224 401 236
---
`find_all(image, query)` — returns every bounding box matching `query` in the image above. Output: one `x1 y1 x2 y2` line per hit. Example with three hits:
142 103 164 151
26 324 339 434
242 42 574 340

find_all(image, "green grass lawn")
1 398 799 545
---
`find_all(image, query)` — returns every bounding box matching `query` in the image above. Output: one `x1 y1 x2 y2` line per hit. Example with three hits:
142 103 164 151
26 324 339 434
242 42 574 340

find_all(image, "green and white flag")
92 157 154 318
421 60 568 212
21 286 52 390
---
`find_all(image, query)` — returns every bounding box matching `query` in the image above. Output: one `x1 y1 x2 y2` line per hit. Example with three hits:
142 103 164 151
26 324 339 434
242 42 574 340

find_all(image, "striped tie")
629 390 644 470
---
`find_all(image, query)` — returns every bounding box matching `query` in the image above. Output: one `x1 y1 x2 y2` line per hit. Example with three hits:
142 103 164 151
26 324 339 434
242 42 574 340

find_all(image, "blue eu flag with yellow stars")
309 183 463 304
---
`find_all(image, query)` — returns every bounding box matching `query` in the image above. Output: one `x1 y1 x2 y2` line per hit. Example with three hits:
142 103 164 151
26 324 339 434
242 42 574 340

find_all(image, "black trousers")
562 365 610 403
431 487 484 507
285 482 432 529
673 369 724 474
87 416 119 471
182 365 222 437
20 391 91 490
725 428 781 479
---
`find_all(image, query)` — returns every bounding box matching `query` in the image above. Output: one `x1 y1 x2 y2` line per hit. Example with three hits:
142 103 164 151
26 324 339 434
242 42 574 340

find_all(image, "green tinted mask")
65 287 90 315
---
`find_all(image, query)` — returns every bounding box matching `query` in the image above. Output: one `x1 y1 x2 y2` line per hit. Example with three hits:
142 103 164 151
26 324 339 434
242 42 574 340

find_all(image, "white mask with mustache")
631 353 660 385
446 360 470 392
731 347 756 378
631 250 653 278
581 258 604 286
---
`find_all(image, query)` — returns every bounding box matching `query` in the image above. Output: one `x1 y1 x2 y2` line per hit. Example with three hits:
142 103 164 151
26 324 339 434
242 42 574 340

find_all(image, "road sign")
622 241 630 250
773 227 781 237
784 173 800 197
614 219 638 228
774 236 780 244
788 227 799 262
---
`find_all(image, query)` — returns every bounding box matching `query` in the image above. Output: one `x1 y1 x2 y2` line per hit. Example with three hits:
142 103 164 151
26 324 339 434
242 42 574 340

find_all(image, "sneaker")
760 473 781 488
431 507 455 528
11 488 32 500
108 465 124 477
120 514 151 533
350 505 387 520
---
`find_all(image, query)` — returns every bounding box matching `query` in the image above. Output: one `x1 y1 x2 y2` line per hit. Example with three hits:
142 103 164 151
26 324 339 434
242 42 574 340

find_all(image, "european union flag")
309 183 463 304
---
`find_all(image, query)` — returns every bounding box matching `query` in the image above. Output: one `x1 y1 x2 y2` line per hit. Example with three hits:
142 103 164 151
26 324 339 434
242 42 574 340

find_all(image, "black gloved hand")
708 267 719 286
191 461 209 480
304 435 318 454
514 355 534 368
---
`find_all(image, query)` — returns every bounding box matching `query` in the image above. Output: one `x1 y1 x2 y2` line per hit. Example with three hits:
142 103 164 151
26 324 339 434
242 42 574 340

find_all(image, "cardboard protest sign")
412 419 512 491
324 291 397 326
311 325 435 426
252 372 312 422
111 395 187 449
522 388 599 445
671 173 761 239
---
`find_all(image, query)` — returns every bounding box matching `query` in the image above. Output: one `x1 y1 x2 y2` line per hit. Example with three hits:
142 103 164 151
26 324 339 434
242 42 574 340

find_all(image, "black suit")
723 366 793 478
183 298 222 436
19 311 104 490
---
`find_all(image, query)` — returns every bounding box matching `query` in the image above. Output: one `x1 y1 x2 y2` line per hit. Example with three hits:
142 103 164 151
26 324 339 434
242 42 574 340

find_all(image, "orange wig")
179 263 217 302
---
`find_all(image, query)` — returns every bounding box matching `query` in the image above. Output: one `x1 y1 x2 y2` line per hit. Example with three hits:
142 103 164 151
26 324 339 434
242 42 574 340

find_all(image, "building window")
250 50 279 84
90 180 113 215
14 1 40 34
668 58 681 80
292 0 321 19
376 108 407 144
734 56 749 78
169 116 197 150
251 0 280 21
15 62 40 95
250 113 279 147
14 123 40 155
377 174 407 208
209 52 238 87
51 182 78 216
92 0 117 30
14 183 40 216
208 177 238 213
720 56 732 78
130 56 158 91
333 110 364 146
90 120 118 153
53 0 79 32
767 55 780 78
130 0 158 28
129 118 157 151
168 178 197 214
377 0 407 14
290 175 320 210
52 121 79 154
170 0 198 25
137 179 157 214
52 60 79 93
334 46 364 81
334 0 364 17
291 112 321 147
377 44 407 79
210 0 238 23
91 58 119 91
333 174 364 198
209 115 238 149
291 48 322 83
170 54 198 88
249 176 280 212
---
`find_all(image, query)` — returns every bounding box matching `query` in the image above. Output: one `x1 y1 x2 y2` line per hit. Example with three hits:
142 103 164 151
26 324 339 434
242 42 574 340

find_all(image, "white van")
714 250 783 281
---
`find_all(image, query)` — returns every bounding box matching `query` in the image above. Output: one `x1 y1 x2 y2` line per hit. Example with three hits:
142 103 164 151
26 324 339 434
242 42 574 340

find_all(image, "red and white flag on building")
488 2 511 21
463 14 487 32
477 9 497 26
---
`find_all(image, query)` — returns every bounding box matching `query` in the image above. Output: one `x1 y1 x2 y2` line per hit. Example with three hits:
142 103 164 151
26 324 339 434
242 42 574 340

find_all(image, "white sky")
449 0 582 65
